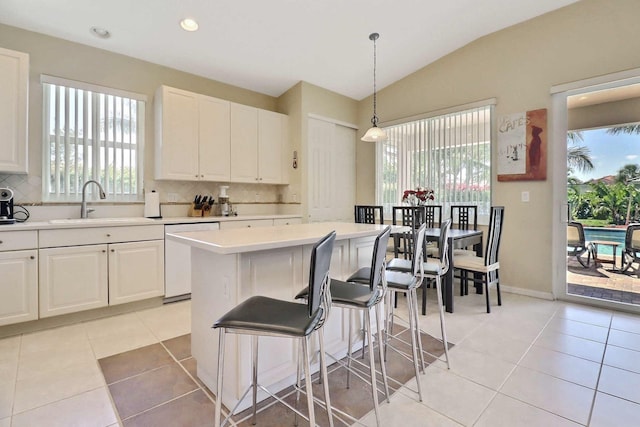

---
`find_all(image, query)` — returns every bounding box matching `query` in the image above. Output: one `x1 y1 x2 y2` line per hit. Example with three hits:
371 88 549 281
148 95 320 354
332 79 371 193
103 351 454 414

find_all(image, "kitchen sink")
49 217 156 225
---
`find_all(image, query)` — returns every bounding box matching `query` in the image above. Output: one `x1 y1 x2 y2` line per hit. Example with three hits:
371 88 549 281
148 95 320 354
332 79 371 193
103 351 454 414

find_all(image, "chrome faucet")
80 180 106 218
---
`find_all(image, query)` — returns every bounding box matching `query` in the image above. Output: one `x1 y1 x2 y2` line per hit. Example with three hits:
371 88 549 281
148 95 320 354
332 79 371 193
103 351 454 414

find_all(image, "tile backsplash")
0 173 298 206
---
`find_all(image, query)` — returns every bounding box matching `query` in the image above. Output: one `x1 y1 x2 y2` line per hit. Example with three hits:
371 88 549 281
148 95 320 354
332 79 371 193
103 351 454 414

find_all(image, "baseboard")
501 285 555 301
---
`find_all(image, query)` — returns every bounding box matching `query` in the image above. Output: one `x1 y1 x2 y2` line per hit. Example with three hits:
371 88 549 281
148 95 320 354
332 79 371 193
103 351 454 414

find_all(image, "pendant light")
361 32 387 142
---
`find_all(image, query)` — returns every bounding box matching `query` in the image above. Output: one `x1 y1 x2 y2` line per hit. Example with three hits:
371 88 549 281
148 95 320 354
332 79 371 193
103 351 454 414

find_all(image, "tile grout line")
584 311 613 427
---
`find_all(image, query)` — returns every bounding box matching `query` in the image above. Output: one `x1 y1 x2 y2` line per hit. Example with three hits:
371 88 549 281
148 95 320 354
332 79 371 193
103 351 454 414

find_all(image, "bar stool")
213 231 336 427
296 226 391 427
348 221 452 394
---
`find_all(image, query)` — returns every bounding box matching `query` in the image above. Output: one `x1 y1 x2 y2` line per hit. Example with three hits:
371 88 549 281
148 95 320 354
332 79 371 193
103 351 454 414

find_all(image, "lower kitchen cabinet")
109 240 164 305
0 250 38 326
39 245 109 318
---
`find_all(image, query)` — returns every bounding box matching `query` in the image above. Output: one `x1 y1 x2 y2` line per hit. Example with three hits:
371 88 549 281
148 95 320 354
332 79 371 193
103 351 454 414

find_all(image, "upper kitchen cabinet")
0 47 29 173
230 103 289 184
154 85 230 181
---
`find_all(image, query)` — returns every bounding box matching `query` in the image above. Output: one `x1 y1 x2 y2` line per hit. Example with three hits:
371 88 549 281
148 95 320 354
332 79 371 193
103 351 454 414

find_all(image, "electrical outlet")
521 191 530 202
167 192 179 202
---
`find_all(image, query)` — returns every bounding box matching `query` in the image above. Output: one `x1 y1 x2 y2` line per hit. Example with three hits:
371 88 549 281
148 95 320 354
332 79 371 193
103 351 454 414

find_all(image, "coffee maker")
0 187 15 224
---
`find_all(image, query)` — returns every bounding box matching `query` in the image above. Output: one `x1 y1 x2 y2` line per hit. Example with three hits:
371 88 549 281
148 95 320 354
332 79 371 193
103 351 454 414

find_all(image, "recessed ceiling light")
90 26 111 39
180 18 199 32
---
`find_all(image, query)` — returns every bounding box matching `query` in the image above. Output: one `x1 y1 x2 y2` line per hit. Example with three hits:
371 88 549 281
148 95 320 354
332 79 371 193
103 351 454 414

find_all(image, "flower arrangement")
402 187 435 205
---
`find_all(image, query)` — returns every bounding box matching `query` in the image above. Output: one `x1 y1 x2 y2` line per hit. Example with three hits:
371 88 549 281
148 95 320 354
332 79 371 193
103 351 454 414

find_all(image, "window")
376 103 493 223
42 76 145 201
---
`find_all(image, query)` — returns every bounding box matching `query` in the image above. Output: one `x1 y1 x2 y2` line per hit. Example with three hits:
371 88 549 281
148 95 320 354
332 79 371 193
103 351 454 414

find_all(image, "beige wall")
0 23 278 204
569 97 640 131
356 0 640 296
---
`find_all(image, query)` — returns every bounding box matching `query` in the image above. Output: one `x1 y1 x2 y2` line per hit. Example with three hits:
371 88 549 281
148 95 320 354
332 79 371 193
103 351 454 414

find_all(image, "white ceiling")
0 0 579 100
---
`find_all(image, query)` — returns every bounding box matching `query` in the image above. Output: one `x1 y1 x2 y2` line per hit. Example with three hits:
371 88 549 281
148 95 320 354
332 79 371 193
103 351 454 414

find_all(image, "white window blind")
376 104 492 223
42 77 145 202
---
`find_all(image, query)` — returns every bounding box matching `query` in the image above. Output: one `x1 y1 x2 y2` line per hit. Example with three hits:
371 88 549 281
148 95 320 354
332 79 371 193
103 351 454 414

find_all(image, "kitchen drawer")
219 219 274 229
0 230 38 251
272 218 302 226
40 225 164 248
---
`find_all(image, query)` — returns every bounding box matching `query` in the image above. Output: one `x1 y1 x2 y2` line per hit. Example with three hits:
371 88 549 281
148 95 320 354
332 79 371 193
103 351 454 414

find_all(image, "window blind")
376 104 492 222
42 78 145 201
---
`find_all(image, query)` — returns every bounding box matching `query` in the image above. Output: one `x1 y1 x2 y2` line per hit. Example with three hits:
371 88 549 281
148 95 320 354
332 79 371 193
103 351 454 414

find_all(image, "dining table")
392 226 483 313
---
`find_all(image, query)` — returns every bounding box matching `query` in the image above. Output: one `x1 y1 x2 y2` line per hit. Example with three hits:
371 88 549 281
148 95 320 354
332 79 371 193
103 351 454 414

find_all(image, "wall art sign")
497 108 547 181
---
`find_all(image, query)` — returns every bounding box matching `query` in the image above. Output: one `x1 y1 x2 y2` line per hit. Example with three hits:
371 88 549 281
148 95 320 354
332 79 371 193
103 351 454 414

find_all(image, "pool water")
584 227 625 256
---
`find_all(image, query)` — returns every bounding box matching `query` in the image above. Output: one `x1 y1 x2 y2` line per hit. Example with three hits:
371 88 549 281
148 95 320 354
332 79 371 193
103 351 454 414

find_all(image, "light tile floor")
1 291 640 426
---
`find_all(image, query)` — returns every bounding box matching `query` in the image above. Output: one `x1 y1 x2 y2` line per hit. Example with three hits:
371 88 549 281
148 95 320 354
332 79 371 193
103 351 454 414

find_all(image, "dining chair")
213 231 336 427
392 206 426 259
453 206 505 313
448 205 479 258
567 221 594 268
354 205 384 224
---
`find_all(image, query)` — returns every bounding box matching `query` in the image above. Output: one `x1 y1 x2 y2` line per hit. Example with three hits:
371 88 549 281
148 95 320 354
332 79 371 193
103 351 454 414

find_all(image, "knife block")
188 203 214 217
188 203 203 217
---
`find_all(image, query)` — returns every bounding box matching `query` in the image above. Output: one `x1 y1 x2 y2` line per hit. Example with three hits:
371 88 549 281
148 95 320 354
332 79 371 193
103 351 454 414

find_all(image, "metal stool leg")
364 309 382 426
435 275 451 369
346 311 353 389
317 328 335 427
375 303 390 403
301 336 316 427
406 290 423 402
215 330 225 427
411 288 426 372
251 336 258 424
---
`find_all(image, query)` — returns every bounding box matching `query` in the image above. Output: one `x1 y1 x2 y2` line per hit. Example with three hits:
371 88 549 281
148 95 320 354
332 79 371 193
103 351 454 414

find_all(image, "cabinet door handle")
106 233 111 237
111 249 115 252
0 240 3 244
102 249 106 253
259 177 263 181
30 255 35 260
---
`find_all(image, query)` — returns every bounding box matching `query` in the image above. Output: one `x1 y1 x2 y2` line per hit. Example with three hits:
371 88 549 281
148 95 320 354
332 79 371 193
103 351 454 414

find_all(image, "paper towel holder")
144 189 162 219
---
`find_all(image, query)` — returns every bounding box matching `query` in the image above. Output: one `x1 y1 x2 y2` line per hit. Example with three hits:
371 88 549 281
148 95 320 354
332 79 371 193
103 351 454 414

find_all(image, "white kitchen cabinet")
155 86 230 181
39 225 165 317
0 47 29 173
0 250 38 326
109 240 164 305
230 103 288 184
0 230 39 326
39 244 109 318
272 217 302 226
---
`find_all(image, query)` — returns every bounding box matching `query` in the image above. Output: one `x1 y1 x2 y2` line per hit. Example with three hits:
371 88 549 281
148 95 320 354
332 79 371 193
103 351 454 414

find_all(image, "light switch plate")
521 191 530 202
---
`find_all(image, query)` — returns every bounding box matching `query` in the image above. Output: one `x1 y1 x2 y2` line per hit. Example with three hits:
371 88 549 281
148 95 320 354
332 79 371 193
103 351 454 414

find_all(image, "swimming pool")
584 227 625 256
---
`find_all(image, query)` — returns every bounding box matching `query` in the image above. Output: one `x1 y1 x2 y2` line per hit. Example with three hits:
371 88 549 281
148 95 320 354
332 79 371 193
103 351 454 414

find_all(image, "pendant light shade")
361 32 387 142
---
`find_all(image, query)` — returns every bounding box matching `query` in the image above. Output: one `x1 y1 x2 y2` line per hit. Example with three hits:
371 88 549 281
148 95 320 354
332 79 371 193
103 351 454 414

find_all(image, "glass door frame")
551 68 640 314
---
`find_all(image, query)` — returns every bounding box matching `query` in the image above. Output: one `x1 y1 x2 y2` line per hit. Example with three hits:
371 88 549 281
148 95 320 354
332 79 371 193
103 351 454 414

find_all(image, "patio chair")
621 223 640 273
567 221 594 268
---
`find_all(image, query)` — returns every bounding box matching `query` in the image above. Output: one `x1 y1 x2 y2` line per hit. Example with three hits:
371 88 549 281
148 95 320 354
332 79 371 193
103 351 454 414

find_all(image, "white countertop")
0 214 301 231
166 221 386 254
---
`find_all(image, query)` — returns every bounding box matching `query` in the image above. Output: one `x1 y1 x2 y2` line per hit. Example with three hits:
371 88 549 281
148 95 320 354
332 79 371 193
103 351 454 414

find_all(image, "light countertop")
0 214 301 231
166 221 386 254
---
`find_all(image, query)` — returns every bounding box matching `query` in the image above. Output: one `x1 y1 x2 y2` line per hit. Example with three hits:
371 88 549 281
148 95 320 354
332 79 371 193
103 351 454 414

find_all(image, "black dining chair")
392 206 426 259
213 231 336 427
448 205 479 257
354 205 384 224
454 206 505 313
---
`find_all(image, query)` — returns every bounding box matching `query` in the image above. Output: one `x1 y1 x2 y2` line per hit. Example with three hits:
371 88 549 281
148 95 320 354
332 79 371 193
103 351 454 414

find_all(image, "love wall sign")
497 108 547 181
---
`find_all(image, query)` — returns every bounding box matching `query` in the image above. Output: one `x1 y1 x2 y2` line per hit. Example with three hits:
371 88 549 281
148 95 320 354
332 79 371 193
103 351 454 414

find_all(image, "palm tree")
567 131 594 174
607 124 640 135
615 164 640 224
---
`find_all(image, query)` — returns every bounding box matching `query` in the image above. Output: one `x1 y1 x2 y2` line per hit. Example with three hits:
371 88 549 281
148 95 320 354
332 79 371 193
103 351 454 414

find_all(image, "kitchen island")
166 221 385 411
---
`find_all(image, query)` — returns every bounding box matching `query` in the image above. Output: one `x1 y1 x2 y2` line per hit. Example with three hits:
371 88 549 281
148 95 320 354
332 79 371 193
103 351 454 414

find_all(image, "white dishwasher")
164 221 220 301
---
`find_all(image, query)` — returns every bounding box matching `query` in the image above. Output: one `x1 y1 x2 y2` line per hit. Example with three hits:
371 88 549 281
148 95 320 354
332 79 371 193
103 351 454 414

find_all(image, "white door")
308 117 356 222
